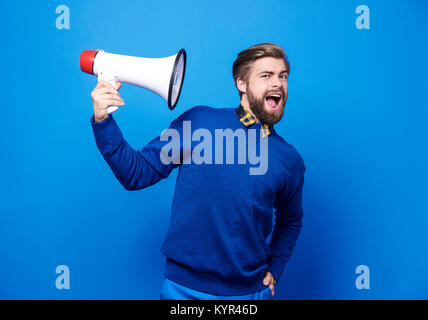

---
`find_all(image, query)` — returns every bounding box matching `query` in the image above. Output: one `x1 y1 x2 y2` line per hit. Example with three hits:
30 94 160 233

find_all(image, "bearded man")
90 43 306 300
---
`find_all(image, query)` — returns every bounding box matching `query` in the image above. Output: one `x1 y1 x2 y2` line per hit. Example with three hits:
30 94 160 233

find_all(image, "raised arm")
89 80 183 190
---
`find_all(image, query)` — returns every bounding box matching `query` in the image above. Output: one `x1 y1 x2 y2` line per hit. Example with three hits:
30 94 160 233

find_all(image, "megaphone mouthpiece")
80 50 99 75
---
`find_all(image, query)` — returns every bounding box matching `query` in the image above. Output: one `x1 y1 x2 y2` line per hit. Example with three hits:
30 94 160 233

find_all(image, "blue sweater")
90 105 305 296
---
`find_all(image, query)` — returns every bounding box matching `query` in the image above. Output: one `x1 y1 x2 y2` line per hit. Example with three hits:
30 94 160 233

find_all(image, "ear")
236 77 247 95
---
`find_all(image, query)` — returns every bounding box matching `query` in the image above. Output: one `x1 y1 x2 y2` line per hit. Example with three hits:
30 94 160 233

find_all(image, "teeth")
269 94 281 98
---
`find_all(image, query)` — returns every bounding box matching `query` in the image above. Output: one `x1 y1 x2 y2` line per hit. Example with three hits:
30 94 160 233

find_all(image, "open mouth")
265 93 282 110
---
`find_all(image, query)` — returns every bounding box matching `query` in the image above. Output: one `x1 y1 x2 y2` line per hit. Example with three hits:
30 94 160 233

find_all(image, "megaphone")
80 49 186 113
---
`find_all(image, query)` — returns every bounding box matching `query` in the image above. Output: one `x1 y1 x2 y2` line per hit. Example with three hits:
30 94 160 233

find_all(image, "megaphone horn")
80 49 187 113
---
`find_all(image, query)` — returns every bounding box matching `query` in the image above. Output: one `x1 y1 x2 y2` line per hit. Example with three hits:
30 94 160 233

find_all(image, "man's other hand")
263 271 275 297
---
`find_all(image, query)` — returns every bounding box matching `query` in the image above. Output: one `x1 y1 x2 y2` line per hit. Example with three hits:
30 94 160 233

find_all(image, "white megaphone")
80 49 186 113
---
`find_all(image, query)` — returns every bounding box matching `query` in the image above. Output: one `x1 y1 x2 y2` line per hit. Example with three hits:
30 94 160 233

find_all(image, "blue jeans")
160 278 273 300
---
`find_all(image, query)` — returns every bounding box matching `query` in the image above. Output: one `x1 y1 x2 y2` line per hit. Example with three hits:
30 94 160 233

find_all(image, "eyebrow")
257 70 289 75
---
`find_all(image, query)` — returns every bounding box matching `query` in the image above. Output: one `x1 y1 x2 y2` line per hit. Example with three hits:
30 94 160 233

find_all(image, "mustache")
264 89 286 98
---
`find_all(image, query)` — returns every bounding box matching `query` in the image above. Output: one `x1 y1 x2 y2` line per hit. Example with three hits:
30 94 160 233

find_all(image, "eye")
279 74 288 80
261 74 270 78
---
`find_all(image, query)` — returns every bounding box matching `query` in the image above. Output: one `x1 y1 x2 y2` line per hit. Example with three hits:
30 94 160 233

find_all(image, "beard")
246 84 286 125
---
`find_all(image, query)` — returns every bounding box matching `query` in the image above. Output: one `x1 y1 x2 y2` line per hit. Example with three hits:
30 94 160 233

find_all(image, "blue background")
0 0 427 299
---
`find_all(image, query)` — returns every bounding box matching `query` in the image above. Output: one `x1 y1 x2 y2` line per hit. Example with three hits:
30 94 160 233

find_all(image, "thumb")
115 81 122 91
263 274 271 286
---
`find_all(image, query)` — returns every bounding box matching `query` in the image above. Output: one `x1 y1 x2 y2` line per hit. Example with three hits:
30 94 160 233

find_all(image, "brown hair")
232 43 290 96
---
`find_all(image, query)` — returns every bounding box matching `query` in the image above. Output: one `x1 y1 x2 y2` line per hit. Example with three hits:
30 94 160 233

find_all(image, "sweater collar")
235 104 273 138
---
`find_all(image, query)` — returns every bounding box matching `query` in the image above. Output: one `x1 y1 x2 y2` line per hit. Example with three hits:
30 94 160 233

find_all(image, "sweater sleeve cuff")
267 256 286 283
90 115 124 155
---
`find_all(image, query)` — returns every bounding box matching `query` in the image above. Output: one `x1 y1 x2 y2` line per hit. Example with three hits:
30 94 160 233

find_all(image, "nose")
271 75 282 88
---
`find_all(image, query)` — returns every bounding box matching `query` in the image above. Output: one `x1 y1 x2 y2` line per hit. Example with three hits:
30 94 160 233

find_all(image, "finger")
93 87 121 96
270 283 275 296
100 99 125 108
97 80 112 88
263 274 272 286
98 80 118 93
94 80 105 90
97 94 124 102
115 81 122 91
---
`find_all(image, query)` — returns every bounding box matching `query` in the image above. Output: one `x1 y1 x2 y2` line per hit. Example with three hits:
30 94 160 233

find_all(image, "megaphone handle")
97 72 119 114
